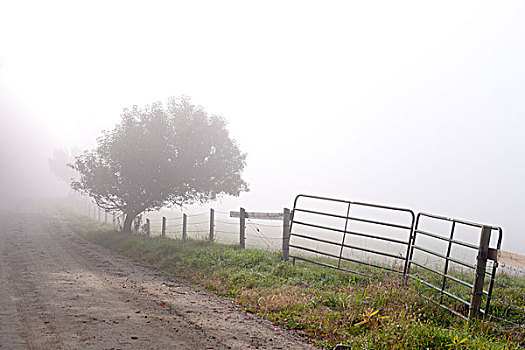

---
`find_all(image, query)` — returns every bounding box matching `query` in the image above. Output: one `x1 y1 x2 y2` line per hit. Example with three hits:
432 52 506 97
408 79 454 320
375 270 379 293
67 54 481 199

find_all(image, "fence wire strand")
187 220 210 225
215 229 238 235
246 219 278 249
215 220 239 225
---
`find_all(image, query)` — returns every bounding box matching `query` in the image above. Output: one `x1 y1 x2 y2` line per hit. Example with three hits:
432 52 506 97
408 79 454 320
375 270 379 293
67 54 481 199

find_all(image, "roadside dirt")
0 206 318 350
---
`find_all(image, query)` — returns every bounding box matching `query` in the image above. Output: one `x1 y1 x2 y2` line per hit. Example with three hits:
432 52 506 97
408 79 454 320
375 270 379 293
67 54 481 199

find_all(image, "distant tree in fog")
70 96 249 233
49 148 81 184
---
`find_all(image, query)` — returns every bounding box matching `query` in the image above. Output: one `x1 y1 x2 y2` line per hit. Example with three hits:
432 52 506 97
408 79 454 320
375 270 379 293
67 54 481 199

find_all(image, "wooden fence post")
182 214 187 240
240 207 246 249
134 216 141 234
468 225 491 322
282 208 291 261
209 208 215 241
162 217 166 237
146 218 151 236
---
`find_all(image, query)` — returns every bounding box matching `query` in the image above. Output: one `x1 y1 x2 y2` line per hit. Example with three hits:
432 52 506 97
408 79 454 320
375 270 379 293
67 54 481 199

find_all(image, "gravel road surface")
0 207 317 350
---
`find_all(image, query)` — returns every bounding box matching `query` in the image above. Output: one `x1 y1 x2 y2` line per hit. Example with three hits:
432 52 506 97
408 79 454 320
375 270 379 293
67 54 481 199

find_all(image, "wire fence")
68 194 524 329
72 196 287 253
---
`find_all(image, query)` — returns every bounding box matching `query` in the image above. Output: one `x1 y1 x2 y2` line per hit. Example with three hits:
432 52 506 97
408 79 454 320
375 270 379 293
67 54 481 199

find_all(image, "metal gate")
406 212 502 320
288 194 506 322
288 194 415 276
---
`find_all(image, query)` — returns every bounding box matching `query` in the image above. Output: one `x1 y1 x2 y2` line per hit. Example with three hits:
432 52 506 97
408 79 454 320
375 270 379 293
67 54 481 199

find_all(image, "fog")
1 1 524 253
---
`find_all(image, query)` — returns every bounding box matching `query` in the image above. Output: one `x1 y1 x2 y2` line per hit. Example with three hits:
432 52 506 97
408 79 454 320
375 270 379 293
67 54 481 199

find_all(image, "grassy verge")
64 211 523 349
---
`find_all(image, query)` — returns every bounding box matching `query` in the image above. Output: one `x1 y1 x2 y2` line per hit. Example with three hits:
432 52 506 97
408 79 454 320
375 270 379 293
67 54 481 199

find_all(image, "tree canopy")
70 97 248 232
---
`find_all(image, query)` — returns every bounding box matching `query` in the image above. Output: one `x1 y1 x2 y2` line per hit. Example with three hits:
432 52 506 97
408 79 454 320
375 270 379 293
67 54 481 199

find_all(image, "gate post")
468 225 491 322
282 208 291 261
145 218 151 236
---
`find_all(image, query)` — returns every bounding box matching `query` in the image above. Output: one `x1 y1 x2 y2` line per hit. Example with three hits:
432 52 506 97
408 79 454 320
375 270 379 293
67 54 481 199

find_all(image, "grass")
62 210 524 349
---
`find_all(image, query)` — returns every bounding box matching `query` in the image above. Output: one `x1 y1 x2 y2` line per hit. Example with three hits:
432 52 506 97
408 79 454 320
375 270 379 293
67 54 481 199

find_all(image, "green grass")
62 210 524 349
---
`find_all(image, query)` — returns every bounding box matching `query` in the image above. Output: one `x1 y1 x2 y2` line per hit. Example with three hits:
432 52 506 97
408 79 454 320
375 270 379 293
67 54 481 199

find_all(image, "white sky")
1 1 524 252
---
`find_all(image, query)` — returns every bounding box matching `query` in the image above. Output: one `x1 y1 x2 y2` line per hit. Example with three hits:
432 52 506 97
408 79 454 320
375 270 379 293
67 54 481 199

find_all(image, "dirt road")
0 207 317 350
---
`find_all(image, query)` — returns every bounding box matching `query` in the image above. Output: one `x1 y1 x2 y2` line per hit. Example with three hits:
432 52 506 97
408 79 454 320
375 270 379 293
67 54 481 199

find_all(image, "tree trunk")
122 212 138 233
